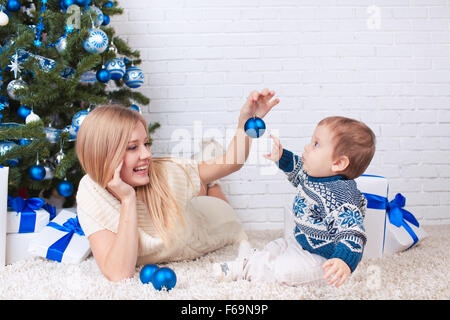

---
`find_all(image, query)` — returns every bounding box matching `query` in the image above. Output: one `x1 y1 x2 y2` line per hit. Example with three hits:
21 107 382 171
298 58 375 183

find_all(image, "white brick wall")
112 0 450 228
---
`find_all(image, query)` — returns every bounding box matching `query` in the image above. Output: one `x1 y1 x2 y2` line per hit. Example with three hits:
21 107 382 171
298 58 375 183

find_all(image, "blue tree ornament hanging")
6 0 21 12
83 28 108 54
123 66 144 88
244 116 266 138
57 180 74 197
29 164 46 181
106 57 126 80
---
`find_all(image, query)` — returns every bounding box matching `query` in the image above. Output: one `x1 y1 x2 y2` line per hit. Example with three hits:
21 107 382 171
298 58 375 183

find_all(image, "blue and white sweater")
278 149 367 272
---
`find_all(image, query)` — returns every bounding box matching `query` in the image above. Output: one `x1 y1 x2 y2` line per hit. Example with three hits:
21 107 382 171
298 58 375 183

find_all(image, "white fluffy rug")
0 225 448 300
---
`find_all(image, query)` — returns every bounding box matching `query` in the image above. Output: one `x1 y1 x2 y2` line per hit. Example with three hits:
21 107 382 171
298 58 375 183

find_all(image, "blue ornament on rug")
29 164 46 181
6 0 20 12
123 66 144 89
17 105 31 120
57 180 74 197
83 28 108 54
72 110 89 132
96 68 111 83
152 267 177 291
140 264 159 284
106 58 126 80
244 116 266 138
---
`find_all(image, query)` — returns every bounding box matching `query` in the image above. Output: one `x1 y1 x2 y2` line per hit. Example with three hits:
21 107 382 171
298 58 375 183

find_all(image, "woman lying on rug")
75 89 279 281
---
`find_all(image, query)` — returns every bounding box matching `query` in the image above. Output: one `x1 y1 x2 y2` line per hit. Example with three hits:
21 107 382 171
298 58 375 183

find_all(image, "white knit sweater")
76 157 247 265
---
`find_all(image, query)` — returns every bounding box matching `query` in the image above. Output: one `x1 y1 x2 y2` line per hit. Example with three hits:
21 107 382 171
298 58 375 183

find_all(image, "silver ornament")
6 79 27 100
55 149 65 165
0 11 9 26
25 111 41 124
55 36 67 53
83 28 108 54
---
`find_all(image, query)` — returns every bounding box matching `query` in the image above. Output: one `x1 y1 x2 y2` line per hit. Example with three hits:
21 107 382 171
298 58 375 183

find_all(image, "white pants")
238 236 327 286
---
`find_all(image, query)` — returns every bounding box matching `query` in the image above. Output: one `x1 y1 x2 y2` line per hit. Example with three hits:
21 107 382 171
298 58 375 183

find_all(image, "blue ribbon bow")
7 196 46 233
46 216 85 262
363 192 420 249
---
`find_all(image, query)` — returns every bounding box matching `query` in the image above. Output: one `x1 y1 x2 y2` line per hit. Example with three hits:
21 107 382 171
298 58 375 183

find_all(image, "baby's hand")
322 258 351 287
263 134 283 162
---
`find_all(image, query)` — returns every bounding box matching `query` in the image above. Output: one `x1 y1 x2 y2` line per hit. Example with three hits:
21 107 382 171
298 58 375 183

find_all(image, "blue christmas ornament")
96 68 111 83
129 104 141 114
6 0 20 12
140 264 159 284
152 267 177 291
61 0 75 10
63 125 77 141
57 180 74 197
244 117 266 138
104 1 114 8
123 66 144 89
105 58 126 80
75 0 91 7
72 110 89 132
29 164 46 181
43 126 61 144
17 105 31 120
86 6 104 27
0 141 19 166
102 14 110 26
83 28 108 54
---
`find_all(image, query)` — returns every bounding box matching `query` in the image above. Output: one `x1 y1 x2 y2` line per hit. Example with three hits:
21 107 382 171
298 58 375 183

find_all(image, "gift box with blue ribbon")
1 166 9 267
7 196 56 234
355 174 427 259
28 209 91 263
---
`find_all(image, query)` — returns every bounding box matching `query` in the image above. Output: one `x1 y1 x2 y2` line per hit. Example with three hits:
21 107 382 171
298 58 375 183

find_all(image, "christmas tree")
0 0 158 207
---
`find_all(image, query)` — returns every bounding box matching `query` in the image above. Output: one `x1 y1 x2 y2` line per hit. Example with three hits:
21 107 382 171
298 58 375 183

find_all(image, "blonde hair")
76 104 190 244
318 116 376 179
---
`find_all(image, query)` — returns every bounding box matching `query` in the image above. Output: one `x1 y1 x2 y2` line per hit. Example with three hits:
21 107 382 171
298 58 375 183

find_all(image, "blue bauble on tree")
17 105 31 120
83 28 108 54
244 116 266 138
152 267 177 291
123 66 144 89
29 164 46 181
72 110 89 133
140 264 159 284
6 0 21 12
57 180 74 197
61 0 76 10
75 0 91 7
96 69 111 83
106 58 126 80
104 1 114 8
102 14 110 26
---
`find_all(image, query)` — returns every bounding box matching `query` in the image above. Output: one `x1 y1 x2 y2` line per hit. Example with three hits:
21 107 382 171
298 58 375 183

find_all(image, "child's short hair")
318 116 376 179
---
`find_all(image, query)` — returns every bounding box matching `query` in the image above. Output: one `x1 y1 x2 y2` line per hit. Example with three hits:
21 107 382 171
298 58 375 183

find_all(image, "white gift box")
6 233 39 265
7 208 51 234
1 167 9 267
28 209 91 264
355 175 389 259
355 174 427 259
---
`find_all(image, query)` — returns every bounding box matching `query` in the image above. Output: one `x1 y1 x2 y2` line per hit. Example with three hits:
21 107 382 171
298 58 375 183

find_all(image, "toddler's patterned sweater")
278 149 367 272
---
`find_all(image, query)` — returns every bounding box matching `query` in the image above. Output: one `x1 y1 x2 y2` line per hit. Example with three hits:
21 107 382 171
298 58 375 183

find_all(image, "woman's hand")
263 134 283 162
106 161 136 203
238 88 280 128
